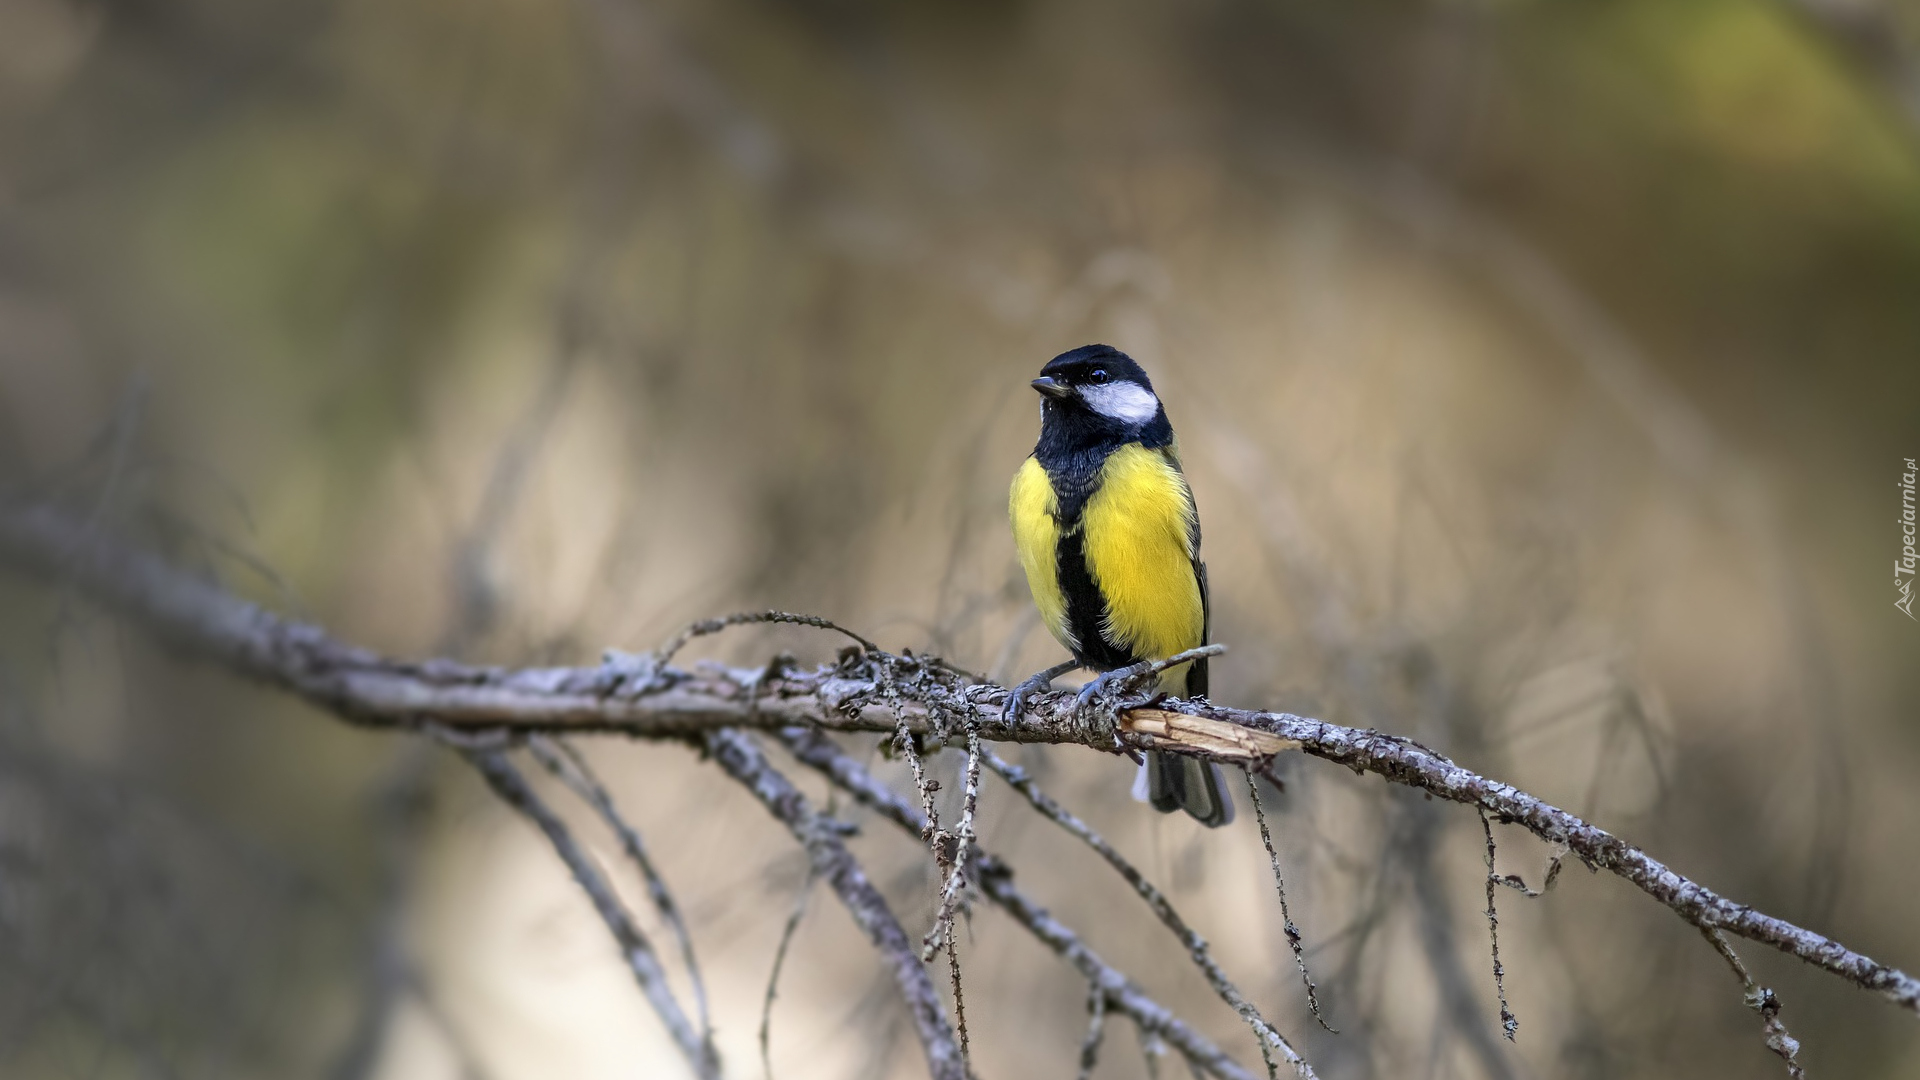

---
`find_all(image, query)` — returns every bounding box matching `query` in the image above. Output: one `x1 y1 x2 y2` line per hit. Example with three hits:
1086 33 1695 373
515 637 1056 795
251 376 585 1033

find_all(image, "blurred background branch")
1 0 1916 1077
2 496 1913 1078
1781 0 1920 136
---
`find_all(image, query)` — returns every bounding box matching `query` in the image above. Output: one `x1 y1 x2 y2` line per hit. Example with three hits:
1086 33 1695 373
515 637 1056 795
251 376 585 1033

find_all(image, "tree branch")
524 735 714 1057
699 728 966 1080
3 499 1915 1033
1779 0 1920 139
774 727 1262 1080
982 748 1313 1077
462 748 718 1078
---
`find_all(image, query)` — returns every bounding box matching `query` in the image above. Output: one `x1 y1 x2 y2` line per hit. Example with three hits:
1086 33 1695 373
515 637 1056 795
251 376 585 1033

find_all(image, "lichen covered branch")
983 749 1314 1078
4 498 1917 1077
773 727 1260 1080
701 728 966 1080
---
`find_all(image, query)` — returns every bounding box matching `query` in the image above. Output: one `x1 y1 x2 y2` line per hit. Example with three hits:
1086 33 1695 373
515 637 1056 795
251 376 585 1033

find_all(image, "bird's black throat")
1031 394 1176 672
1032 399 1172 522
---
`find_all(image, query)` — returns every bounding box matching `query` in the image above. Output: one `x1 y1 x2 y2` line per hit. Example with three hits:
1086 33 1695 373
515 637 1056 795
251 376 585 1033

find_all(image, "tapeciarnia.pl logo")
1899 457 1917 620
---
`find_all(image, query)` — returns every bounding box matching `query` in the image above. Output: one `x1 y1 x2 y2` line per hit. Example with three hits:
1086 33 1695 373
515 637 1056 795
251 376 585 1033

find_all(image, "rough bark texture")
4 499 1916 1075
702 728 965 1080
776 727 1261 1080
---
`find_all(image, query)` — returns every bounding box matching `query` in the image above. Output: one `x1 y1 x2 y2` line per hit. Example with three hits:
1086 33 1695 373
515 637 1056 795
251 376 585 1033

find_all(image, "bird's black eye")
1087 369 1110 384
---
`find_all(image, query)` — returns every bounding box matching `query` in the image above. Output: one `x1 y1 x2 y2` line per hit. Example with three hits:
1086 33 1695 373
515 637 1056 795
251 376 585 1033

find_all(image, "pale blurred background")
1 1 1918 1077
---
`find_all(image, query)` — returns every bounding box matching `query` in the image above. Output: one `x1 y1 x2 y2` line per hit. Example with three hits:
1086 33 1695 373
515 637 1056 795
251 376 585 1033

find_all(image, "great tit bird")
1006 344 1233 827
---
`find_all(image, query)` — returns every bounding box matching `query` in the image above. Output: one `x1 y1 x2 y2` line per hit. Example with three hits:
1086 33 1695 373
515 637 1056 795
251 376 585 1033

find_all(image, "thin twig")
1243 769 1333 1032
926 700 981 1074
524 735 713 1056
1102 645 1230 698
327 744 434 1080
881 654 942 840
946 929 972 1075
775 728 1259 1080
1780 0 1920 138
440 349 580 654
872 647 972 1077
983 750 1314 1078
874 650 968 1080
1077 978 1109 1080
759 866 818 1080
1492 859 1558 899
1136 1023 1166 1080
657 609 877 666
1478 810 1518 1041
922 715 982 960
1703 927 1810 1079
462 748 718 1079
701 728 966 1080
7 502 1916 1021
76 375 149 540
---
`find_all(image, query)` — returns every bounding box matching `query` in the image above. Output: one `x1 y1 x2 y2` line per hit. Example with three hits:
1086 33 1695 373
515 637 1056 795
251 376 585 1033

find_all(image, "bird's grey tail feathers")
1145 749 1234 827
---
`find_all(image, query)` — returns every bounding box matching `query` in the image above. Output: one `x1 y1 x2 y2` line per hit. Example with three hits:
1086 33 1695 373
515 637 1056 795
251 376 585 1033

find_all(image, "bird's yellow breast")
1009 444 1203 674
1009 456 1070 648
1080 444 1203 663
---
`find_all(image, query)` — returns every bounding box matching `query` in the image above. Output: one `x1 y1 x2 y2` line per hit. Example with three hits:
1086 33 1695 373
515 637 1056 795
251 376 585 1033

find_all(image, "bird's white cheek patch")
1079 382 1160 423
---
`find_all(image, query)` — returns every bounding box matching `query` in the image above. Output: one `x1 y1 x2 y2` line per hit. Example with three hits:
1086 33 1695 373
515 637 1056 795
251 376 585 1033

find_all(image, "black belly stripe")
1054 526 1135 671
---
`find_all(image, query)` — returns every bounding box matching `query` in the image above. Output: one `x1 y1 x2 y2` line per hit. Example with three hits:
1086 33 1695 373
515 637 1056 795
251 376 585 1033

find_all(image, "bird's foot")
1074 657 1164 713
1002 659 1081 724
1074 664 1156 752
1002 670 1056 724
1072 668 1125 714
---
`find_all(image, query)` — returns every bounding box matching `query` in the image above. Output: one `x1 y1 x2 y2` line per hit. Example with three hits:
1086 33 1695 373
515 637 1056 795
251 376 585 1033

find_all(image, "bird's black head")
1030 345 1172 457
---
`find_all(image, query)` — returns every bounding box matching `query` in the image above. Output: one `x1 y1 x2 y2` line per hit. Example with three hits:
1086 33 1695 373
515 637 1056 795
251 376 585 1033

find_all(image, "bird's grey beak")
1031 376 1072 399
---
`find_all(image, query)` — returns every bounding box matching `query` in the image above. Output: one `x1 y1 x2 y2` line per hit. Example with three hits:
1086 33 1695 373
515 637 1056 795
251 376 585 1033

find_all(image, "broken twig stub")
1122 708 1303 761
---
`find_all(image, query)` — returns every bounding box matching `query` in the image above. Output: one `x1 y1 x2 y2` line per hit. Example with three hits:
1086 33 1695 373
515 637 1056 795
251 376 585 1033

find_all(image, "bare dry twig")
700 728 966 1080
657 610 878 666
982 749 1314 1078
1703 927 1810 1079
774 727 1260 1080
1077 978 1108 1080
1243 770 1333 1033
1478 810 1519 1042
524 735 714 1057
461 748 719 1079
759 864 817 1080
1780 0 1920 138
5 500 1918 1078
920 717 982 962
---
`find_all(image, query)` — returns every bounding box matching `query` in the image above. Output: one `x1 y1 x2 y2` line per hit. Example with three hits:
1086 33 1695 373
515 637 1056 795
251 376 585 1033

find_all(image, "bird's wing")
1158 445 1210 699
1189 558 1210 697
